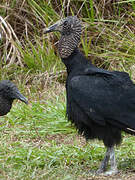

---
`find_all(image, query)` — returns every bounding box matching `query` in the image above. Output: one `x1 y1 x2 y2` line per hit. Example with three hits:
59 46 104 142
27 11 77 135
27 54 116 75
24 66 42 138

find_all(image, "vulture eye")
64 20 68 26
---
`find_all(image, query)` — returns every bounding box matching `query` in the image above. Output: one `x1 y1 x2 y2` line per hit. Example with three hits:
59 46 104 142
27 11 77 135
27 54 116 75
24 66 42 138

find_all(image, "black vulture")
0 80 28 116
44 16 135 175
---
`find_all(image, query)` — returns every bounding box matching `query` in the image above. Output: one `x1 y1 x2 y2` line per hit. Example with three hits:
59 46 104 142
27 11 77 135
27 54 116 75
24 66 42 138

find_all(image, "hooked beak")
44 20 62 34
15 91 28 104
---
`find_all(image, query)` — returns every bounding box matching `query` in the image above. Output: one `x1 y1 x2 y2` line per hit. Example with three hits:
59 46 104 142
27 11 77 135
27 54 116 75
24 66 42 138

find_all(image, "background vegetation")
0 0 135 179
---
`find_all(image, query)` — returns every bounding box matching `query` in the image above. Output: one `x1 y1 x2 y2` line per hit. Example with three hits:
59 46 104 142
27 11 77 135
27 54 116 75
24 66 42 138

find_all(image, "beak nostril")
44 23 60 34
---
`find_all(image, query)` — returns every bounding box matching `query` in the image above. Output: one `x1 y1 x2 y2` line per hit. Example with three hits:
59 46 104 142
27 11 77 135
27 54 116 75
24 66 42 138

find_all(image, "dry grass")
0 16 23 66
0 0 135 72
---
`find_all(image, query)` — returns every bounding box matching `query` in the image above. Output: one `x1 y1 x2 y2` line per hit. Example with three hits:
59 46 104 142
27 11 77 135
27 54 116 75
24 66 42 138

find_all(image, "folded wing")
69 67 135 132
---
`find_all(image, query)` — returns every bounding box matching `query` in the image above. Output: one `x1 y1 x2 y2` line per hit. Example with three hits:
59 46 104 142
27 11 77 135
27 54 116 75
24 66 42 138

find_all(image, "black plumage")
44 16 135 175
0 80 28 116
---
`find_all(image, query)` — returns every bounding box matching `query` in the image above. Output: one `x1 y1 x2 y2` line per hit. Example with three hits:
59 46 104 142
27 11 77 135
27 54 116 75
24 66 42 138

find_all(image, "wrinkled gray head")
44 16 82 58
0 80 28 104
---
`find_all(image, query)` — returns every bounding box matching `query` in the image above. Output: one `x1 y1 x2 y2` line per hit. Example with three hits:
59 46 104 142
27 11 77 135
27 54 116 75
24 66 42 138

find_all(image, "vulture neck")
62 48 92 75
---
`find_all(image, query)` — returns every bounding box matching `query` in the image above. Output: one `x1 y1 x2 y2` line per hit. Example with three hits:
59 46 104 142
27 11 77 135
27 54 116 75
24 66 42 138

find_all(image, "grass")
0 81 134 179
1 0 135 72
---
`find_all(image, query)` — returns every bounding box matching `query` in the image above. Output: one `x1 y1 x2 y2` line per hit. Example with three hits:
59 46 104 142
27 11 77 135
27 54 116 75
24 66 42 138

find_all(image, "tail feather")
109 119 135 136
125 127 135 135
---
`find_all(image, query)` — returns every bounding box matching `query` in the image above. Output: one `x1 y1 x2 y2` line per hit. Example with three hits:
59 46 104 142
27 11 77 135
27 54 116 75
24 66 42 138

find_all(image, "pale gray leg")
105 146 118 175
96 146 118 175
96 147 111 174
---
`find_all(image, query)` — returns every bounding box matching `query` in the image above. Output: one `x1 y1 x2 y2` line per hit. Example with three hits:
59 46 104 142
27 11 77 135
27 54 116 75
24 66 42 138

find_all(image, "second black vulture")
44 16 135 175
0 80 28 116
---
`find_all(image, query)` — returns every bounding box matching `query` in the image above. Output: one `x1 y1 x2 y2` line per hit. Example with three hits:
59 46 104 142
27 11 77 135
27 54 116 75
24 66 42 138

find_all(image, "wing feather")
68 71 135 129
